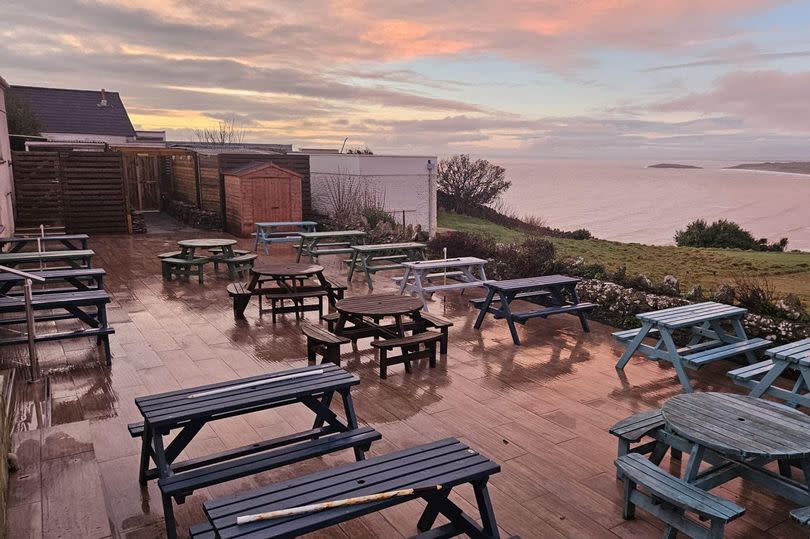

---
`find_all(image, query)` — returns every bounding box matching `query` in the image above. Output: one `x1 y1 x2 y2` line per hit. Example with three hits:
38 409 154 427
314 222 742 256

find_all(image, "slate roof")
9 85 136 137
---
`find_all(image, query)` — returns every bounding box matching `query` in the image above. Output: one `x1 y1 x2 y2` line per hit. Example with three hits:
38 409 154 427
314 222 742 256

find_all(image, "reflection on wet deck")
3 221 806 538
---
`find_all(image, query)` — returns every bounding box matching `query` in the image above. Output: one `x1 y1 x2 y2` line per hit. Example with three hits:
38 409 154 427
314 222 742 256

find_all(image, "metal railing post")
0 265 46 382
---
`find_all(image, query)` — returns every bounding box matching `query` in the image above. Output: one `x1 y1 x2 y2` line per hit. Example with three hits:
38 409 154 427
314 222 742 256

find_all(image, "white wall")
0 81 13 238
307 154 437 236
42 132 132 144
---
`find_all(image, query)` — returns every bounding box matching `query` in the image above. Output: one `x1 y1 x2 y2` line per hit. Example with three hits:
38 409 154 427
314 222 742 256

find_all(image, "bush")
427 232 500 260
675 219 787 251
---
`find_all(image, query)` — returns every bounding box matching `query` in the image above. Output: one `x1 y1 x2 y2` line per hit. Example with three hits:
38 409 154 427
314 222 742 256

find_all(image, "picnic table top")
255 221 317 228
298 230 365 239
402 256 488 269
0 233 89 244
177 238 237 249
251 263 324 277
336 294 423 317
663 392 810 459
135 364 357 428
0 267 105 283
484 274 580 292
351 242 427 252
0 249 95 262
767 338 810 363
637 301 746 328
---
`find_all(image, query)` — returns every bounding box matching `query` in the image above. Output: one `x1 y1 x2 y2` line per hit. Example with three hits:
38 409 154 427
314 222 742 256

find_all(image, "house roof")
9 85 136 137
222 161 302 178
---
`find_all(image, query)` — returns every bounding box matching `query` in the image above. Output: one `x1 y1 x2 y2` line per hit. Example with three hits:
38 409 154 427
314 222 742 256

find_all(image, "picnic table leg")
399 266 411 295
749 359 790 398
363 254 374 289
295 238 305 262
472 480 500 538
498 292 521 345
346 250 360 282
729 318 759 364
412 270 429 311
473 288 496 329
568 284 590 332
417 489 452 531
312 390 334 430
660 329 694 393
338 390 367 461
151 433 179 539
253 227 260 252
615 322 653 370
138 422 154 485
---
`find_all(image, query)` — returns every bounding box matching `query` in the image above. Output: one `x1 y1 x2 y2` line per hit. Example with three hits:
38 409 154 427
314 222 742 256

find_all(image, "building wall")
0 81 13 238
308 154 437 235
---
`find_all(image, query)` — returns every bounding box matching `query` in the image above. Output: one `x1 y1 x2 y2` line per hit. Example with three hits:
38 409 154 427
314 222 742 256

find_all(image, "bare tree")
438 154 511 212
193 117 246 146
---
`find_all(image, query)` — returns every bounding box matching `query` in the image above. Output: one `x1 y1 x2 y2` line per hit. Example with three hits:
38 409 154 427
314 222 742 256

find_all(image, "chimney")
98 89 108 107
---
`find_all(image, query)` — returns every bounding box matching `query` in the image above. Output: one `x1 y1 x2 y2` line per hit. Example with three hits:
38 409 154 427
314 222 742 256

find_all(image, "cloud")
643 49 810 72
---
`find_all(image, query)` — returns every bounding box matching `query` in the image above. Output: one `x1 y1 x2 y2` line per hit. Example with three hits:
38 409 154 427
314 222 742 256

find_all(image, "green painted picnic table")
177 238 237 260
0 249 94 269
729 338 810 408
345 242 427 290
295 230 365 263
614 301 772 393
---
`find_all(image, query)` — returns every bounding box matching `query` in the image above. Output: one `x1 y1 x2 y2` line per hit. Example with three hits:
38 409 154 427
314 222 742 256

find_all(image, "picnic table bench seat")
609 410 683 478
790 506 810 527
0 289 114 364
371 330 441 379
469 289 551 307
727 359 775 382
199 437 501 539
221 253 258 279
682 338 771 368
322 311 452 353
302 323 350 366
612 327 661 342
509 302 597 323
615 453 745 539
160 427 381 503
158 250 182 259
161 257 210 284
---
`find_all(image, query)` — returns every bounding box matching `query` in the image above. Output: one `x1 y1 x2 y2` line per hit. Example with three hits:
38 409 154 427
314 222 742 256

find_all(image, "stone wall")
576 278 810 344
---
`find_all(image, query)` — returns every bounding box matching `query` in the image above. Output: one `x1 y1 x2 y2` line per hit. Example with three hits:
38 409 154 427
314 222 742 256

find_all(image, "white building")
305 153 437 236
0 76 13 238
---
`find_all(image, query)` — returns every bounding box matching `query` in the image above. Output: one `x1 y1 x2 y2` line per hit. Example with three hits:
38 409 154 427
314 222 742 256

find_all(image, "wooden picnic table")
614 301 771 393
0 267 105 295
296 230 365 263
248 263 334 320
335 294 425 340
662 393 810 506
397 256 492 311
0 233 89 252
177 238 237 260
346 241 427 290
729 338 810 408
0 249 94 269
253 220 317 254
134 364 375 539
473 275 595 345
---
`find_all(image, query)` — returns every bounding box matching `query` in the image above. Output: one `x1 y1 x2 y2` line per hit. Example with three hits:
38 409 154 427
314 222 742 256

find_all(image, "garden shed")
223 162 303 237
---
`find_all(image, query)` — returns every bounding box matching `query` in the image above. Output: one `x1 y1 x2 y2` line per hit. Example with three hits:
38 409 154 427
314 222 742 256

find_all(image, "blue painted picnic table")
729 338 810 408
614 301 771 392
253 221 317 254
473 275 596 345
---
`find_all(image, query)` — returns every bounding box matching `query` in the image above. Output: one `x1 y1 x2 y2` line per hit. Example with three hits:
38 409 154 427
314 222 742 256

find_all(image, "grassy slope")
438 210 810 303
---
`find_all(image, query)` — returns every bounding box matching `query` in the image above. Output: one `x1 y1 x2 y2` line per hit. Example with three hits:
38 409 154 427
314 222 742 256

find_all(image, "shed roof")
222 161 302 178
9 85 136 137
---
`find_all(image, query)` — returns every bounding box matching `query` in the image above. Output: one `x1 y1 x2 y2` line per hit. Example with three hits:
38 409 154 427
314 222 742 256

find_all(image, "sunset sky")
3 0 810 159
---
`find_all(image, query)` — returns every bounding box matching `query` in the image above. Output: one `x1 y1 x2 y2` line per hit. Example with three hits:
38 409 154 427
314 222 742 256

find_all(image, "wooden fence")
12 151 128 233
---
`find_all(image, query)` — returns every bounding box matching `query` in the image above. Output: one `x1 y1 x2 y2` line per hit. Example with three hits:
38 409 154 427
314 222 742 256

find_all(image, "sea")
495 159 810 251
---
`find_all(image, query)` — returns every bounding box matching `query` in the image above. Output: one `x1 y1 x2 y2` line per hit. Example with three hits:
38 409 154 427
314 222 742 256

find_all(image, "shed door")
256 177 292 221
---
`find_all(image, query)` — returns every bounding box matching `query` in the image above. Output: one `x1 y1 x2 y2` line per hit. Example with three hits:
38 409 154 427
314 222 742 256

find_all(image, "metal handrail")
0 264 46 381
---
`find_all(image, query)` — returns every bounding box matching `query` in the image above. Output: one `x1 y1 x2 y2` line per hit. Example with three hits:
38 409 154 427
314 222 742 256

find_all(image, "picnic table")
397 256 492 311
295 230 365 263
729 338 810 408
253 220 317 254
0 233 89 252
346 242 427 290
163 239 255 282
178 238 238 259
0 268 105 295
614 301 771 393
0 249 94 269
473 275 595 345
132 364 378 539
613 392 810 537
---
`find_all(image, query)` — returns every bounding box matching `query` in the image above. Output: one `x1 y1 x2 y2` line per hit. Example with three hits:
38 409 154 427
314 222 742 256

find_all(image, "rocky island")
647 163 703 169
726 161 810 175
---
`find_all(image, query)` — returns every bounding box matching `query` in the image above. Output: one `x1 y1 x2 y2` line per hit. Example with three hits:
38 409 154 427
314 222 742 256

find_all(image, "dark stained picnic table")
249 262 336 319
0 233 89 252
473 275 595 345
660 393 810 508
335 294 425 340
0 249 95 269
134 364 368 538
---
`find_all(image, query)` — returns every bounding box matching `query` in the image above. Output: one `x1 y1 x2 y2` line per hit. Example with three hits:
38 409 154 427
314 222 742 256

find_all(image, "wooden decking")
2 220 806 538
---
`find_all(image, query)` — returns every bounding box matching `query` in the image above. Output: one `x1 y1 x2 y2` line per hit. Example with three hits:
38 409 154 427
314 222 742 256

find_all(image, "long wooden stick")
187 369 324 399
236 485 443 525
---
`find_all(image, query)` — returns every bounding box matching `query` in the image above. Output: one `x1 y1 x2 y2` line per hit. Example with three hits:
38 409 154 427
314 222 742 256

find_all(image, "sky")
2 0 810 160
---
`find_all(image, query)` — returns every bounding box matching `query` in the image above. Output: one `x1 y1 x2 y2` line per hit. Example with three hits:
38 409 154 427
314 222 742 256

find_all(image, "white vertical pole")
24 278 39 382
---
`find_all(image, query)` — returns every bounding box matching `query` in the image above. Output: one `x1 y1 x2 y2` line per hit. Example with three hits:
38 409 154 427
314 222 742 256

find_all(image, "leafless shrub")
318 173 386 229
732 276 780 316
194 117 246 146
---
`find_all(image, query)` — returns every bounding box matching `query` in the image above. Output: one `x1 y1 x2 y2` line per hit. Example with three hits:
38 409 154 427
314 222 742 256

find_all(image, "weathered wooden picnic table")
729 338 810 408
0 249 94 269
163 239 255 282
396 256 492 311
473 275 595 345
296 230 366 263
178 238 238 259
132 364 378 539
614 301 771 393
0 267 105 295
345 242 427 290
613 392 810 537
253 220 317 254
0 233 89 252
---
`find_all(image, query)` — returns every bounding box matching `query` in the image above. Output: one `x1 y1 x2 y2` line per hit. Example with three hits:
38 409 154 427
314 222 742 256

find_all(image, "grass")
438 210 810 303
